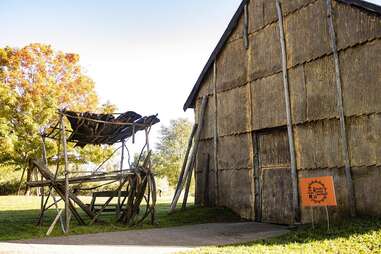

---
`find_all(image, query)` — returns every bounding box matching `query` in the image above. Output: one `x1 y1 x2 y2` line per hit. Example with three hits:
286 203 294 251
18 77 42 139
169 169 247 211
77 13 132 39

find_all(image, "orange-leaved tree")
0 43 108 174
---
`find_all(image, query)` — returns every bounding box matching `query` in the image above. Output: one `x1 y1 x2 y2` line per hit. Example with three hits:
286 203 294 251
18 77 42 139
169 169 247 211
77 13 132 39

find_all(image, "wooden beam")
60 112 148 127
170 96 208 213
326 0 356 217
32 160 95 220
172 124 198 204
243 3 249 49
203 154 210 206
60 113 70 233
181 158 195 209
275 0 300 223
213 61 219 206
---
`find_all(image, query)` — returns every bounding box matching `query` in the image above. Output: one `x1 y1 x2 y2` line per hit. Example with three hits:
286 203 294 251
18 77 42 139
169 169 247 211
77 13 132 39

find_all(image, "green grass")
183 217 381 254
0 195 241 241
2 196 381 253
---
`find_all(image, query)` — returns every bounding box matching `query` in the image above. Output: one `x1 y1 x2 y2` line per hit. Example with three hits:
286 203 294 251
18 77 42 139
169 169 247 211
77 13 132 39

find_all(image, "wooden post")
213 61 219 206
276 0 300 223
52 195 65 233
253 134 262 221
17 167 27 195
170 96 208 213
117 139 125 217
132 124 136 144
325 206 330 231
60 112 70 233
40 136 48 211
46 209 64 236
243 3 249 49
325 0 356 217
32 160 91 223
203 154 210 206
172 124 198 204
310 207 315 230
181 158 195 209
145 126 156 223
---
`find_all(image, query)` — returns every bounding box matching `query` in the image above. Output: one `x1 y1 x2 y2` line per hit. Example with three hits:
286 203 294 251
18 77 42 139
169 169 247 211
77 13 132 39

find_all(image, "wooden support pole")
326 0 356 217
28 174 132 187
17 167 27 195
46 209 64 236
52 195 65 233
32 160 91 223
243 3 249 49
132 125 136 144
170 96 208 213
172 124 197 205
117 139 125 217
36 136 49 226
276 0 300 223
213 61 219 206
120 139 125 170
203 154 210 206
40 136 47 211
37 122 63 225
253 134 262 222
181 158 195 209
60 113 70 233
145 126 156 224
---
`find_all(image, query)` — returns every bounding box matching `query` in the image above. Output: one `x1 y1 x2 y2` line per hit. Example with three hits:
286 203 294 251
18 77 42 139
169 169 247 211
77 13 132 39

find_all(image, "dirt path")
0 222 288 254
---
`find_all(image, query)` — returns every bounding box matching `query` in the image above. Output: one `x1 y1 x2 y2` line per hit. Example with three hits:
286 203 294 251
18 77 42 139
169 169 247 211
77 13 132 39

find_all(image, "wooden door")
254 128 293 225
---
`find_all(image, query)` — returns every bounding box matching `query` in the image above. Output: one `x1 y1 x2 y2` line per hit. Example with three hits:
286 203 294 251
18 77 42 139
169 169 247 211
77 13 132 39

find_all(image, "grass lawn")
0 195 241 241
1 196 381 253
184 217 381 254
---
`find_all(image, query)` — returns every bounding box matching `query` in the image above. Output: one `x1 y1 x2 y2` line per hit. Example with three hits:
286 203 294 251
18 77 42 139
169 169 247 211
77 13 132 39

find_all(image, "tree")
0 43 112 173
152 118 193 187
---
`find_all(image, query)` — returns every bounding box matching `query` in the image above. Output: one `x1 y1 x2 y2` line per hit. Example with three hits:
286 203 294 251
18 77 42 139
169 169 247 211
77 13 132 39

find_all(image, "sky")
1 0 380 150
0 0 243 149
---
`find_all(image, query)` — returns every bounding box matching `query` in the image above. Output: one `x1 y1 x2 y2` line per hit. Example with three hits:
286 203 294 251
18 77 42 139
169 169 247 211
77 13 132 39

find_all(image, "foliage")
98 101 118 114
0 43 115 174
0 165 21 195
152 118 193 187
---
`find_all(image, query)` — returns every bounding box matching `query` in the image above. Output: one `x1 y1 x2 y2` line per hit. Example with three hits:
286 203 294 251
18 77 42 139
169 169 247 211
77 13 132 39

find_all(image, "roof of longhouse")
183 0 381 111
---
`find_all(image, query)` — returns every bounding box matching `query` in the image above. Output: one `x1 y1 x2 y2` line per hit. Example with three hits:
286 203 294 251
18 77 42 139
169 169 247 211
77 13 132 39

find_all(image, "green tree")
153 118 193 187
0 43 113 174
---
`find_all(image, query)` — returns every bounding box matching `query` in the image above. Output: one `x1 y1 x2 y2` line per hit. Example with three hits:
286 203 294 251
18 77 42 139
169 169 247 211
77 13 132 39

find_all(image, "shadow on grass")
0 203 242 241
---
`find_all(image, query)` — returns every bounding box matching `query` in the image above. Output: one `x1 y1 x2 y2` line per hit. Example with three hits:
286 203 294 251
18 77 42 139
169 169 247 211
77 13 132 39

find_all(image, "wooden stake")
117 139 125 217
172 124 197 204
213 61 219 206
325 206 330 231
17 167 27 195
203 154 210 206
52 195 65 232
243 3 249 49
170 96 208 213
276 0 300 224
326 0 356 217
46 209 64 236
40 136 47 212
310 207 315 230
181 158 195 209
60 113 70 233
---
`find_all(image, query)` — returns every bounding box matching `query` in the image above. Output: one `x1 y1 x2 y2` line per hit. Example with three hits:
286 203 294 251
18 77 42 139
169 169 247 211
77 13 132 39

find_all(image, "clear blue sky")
1 0 380 148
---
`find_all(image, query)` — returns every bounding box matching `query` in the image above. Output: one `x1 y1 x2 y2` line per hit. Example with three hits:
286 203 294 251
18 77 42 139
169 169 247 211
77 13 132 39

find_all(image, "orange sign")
299 176 337 207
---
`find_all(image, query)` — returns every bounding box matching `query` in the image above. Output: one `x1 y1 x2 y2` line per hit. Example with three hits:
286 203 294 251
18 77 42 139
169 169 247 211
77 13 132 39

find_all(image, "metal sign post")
300 176 337 231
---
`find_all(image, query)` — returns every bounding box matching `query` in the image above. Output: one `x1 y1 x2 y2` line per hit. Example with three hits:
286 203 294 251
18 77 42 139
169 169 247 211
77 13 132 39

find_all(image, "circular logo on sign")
307 180 328 204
